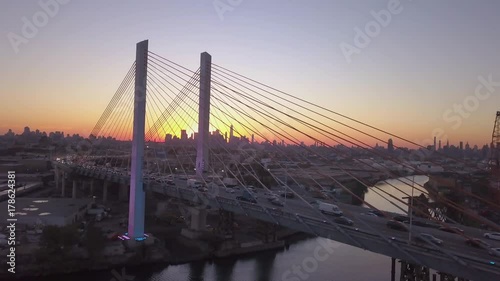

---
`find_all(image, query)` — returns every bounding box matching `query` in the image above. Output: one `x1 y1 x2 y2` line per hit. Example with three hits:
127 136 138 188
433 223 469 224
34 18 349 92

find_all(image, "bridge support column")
54 166 59 191
90 179 95 196
127 39 148 241
181 206 208 239
72 180 77 199
61 172 66 197
195 52 212 177
119 184 128 202
190 207 207 231
103 181 108 203
391 258 396 281
216 209 234 238
256 221 278 243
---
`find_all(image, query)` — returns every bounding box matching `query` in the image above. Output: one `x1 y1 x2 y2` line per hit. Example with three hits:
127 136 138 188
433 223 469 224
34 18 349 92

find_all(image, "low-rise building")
0 198 92 229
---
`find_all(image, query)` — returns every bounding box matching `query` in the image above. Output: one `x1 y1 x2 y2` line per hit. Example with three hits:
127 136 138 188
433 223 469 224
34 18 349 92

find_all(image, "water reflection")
214 258 237 281
254 251 276 281
365 175 429 214
188 261 206 281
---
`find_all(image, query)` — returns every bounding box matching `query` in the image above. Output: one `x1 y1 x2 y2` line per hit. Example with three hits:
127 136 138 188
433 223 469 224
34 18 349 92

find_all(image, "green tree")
36 225 79 261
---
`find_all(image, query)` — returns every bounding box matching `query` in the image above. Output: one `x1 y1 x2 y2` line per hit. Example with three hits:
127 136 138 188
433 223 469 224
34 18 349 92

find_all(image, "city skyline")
2 126 492 150
2 1 500 148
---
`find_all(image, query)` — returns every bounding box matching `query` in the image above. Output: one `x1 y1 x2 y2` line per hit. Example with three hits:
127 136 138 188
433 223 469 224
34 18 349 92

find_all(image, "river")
35 176 429 281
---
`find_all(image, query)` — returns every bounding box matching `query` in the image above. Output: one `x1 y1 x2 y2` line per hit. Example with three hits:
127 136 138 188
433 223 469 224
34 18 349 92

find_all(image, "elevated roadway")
57 162 500 280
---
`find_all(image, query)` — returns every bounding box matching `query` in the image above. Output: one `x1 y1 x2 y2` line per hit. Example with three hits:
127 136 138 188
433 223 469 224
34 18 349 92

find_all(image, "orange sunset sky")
1 1 499 148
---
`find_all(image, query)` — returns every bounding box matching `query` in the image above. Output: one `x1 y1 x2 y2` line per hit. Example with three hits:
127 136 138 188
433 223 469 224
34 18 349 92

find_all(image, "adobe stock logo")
7 0 71 54
442 74 500 130
213 0 243 21
339 0 413 64
280 238 340 281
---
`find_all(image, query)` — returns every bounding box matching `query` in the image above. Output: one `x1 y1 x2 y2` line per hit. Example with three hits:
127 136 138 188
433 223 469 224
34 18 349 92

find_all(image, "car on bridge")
439 226 464 234
265 192 278 201
393 215 409 222
404 219 440 229
465 238 491 249
236 196 256 203
334 216 353 226
414 233 443 246
270 198 284 207
368 209 384 217
237 191 257 203
489 248 500 257
386 220 408 232
279 191 295 198
318 202 343 216
484 232 500 241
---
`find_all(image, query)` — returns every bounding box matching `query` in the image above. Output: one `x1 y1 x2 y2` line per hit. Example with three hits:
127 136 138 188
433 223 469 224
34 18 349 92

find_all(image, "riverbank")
0 229 306 280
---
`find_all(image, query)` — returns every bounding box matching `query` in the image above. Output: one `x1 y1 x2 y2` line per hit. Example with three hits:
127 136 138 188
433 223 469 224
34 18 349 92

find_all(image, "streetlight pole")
284 165 288 207
408 175 415 243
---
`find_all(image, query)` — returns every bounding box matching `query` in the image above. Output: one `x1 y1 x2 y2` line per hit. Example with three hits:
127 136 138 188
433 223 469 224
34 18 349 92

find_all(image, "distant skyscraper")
181 130 187 140
251 134 254 143
434 137 437 151
165 133 172 142
459 141 463 150
229 125 234 140
438 140 442 150
387 138 394 152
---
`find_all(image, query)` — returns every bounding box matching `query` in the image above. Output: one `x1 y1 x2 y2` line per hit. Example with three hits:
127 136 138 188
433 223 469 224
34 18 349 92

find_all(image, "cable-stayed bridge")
53 40 500 281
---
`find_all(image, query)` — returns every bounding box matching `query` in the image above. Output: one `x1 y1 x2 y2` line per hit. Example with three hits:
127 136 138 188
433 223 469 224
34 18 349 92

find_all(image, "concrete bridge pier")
216 209 234 238
391 258 396 281
181 206 208 239
61 172 66 197
103 181 109 203
54 166 60 191
119 184 128 202
72 180 78 199
190 207 207 231
90 179 95 196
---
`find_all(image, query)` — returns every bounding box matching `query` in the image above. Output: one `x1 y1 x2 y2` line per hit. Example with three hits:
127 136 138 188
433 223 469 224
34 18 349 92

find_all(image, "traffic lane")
286 180 495 240
149 178 499 261
76 168 500 266
279 195 496 244
268 196 498 258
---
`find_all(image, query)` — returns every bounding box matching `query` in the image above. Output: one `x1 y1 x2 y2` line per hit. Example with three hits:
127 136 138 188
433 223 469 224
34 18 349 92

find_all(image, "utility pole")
408 175 415 243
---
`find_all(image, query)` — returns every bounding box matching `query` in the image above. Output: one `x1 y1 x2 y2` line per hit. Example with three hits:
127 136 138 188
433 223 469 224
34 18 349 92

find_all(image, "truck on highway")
318 202 343 216
236 190 257 203
222 177 238 187
187 179 203 189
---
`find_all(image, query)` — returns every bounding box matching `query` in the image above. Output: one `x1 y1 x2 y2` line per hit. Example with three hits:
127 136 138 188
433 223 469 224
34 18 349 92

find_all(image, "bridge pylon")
195 52 212 177
127 39 148 241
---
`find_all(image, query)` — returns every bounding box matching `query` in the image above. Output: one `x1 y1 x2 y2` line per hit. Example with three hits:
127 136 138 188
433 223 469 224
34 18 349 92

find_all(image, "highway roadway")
207 181 500 260
60 163 500 280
